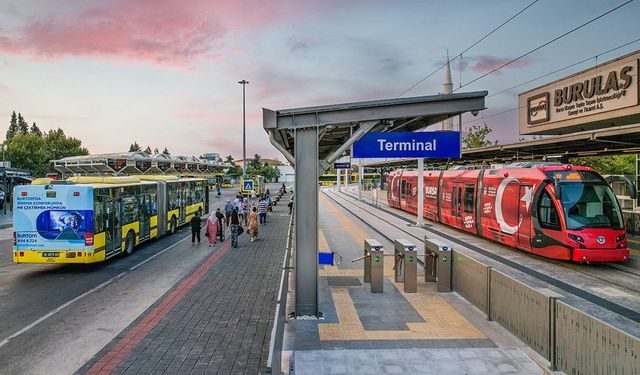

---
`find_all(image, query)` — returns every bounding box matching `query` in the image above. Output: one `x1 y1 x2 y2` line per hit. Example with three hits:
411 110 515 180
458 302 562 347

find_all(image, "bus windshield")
560 182 624 230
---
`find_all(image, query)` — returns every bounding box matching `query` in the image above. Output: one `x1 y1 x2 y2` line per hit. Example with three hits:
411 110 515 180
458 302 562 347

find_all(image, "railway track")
323 188 640 324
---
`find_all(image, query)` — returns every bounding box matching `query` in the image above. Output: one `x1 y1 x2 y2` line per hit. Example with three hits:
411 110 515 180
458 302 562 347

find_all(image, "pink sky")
0 0 638 160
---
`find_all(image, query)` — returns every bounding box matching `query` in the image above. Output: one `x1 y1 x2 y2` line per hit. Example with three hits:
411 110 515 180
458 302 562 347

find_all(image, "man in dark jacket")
215 208 225 242
190 212 202 245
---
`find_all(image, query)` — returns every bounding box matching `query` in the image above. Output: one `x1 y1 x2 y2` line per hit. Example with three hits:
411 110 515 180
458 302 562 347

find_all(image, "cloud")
470 55 530 74
0 0 326 67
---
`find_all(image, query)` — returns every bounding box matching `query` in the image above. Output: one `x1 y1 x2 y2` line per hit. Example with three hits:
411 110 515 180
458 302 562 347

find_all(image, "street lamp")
238 80 249 176
2 144 7 215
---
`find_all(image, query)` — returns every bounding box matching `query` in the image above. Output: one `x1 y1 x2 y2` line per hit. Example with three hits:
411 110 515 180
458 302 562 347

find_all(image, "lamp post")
3 144 7 215
238 80 249 176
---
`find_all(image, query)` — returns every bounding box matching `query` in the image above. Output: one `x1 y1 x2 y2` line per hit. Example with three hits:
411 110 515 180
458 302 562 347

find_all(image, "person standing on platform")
190 211 202 245
229 208 240 248
288 193 294 215
215 208 225 242
205 209 220 247
248 206 259 242
216 183 221 198
0 188 5 211
258 197 267 225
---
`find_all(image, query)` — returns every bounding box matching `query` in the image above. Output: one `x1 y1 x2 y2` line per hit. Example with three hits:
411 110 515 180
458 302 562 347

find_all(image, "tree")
17 113 28 135
7 111 18 140
153 147 159 154
247 154 263 174
225 155 234 164
30 122 42 137
129 142 141 152
144 146 152 154
162 147 170 155
570 155 635 175
462 122 497 149
4 128 88 177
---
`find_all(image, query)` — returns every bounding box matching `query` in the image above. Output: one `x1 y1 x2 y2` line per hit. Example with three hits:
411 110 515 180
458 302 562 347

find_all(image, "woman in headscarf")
228 207 240 248
205 209 220 247
248 206 259 242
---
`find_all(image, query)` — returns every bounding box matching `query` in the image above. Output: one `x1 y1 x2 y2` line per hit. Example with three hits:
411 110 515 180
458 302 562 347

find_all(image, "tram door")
104 200 122 258
518 184 533 251
451 183 464 227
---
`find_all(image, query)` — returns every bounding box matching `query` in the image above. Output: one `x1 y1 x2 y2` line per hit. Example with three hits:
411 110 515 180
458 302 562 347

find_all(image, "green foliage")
17 113 28 135
129 141 141 152
462 123 497 149
225 155 234 164
569 155 635 175
144 146 152 154
162 147 170 155
30 122 42 137
7 111 18 140
4 128 89 177
153 147 159 154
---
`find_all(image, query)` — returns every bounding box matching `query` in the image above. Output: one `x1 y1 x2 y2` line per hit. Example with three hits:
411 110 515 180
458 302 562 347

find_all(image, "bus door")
139 194 150 240
104 200 122 258
518 184 533 251
178 184 186 223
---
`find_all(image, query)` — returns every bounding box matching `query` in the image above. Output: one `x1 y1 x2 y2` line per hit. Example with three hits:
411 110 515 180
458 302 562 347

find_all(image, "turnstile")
394 239 417 293
363 239 384 293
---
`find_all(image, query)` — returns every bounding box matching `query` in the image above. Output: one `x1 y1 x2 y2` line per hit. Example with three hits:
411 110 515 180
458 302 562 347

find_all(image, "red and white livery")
387 163 629 262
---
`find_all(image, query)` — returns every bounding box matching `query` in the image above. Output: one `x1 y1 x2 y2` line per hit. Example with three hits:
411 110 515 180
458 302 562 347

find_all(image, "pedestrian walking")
0 188 5 211
215 208 225 242
266 194 272 213
216 183 221 198
229 208 240 248
205 209 220 246
288 193 294 215
248 206 259 242
190 212 202 245
225 199 233 224
281 183 287 194
258 197 267 225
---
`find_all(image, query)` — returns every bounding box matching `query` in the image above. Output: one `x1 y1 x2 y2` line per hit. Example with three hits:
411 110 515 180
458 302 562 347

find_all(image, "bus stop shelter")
263 91 487 316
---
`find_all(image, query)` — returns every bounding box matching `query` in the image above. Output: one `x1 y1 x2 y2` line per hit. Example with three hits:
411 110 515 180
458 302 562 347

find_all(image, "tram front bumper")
572 248 630 262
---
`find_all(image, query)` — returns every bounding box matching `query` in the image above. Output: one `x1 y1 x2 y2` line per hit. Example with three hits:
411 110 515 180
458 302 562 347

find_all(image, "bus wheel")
170 217 177 234
123 232 135 256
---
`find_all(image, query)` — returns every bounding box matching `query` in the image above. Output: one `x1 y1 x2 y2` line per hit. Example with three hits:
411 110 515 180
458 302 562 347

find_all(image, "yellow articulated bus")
13 175 208 264
318 173 381 186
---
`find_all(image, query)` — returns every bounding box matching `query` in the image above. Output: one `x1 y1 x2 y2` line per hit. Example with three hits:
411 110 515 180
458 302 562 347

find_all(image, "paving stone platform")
77 204 291 375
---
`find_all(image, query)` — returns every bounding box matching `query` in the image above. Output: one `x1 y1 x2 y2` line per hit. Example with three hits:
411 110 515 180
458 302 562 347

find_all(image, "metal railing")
265 213 294 375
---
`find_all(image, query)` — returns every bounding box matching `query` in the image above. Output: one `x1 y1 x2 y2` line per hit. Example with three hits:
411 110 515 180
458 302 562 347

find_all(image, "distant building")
202 153 222 162
235 158 283 167
277 165 294 184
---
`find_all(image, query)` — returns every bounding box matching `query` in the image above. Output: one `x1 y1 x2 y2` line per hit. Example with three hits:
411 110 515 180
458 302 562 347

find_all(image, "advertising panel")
519 51 640 135
13 186 93 250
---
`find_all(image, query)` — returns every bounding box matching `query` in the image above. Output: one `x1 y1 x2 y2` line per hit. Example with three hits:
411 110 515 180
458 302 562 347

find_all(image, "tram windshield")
560 182 624 230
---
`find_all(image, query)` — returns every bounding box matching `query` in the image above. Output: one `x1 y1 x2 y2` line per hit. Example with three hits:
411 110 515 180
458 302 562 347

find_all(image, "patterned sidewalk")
77 205 291 375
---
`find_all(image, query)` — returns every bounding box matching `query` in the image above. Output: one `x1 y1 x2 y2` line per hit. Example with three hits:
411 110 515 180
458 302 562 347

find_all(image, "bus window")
94 192 104 233
168 184 177 210
122 196 138 224
464 185 474 213
539 191 560 230
150 191 158 216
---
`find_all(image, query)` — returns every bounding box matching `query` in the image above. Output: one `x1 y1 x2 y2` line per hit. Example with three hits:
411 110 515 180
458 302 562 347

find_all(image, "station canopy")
363 123 640 169
264 91 488 167
52 151 227 176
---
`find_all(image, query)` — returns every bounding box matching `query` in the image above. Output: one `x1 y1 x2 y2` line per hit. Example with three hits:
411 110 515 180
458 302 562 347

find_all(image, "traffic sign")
352 131 461 158
334 162 351 169
242 179 254 191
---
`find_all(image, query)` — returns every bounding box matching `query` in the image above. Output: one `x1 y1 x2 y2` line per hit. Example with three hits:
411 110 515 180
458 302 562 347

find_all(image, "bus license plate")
42 252 59 258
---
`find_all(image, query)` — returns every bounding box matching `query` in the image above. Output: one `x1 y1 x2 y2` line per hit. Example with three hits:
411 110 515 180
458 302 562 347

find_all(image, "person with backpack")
190 211 202 245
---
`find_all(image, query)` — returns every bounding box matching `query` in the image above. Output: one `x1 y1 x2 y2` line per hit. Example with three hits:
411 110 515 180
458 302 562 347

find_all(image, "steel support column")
336 168 341 191
417 158 424 226
294 127 318 316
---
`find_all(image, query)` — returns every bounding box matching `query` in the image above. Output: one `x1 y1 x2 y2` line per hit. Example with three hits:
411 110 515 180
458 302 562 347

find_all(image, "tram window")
401 181 407 196
464 185 474 213
539 191 560 230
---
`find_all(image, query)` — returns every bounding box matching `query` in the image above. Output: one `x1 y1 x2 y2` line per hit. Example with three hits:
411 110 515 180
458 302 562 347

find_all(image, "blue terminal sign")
352 131 461 158
334 162 351 169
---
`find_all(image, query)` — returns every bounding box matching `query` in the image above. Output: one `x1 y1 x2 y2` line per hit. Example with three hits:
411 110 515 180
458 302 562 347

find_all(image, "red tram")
387 163 629 262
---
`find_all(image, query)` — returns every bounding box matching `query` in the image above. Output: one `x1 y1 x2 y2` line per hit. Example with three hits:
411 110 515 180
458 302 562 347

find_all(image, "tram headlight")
616 234 625 242
568 233 584 243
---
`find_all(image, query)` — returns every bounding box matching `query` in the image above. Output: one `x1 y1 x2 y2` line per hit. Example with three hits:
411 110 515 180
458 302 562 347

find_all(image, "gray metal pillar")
417 158 424 226
358 158 364 201
294 127 318 316
336 169 341 191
